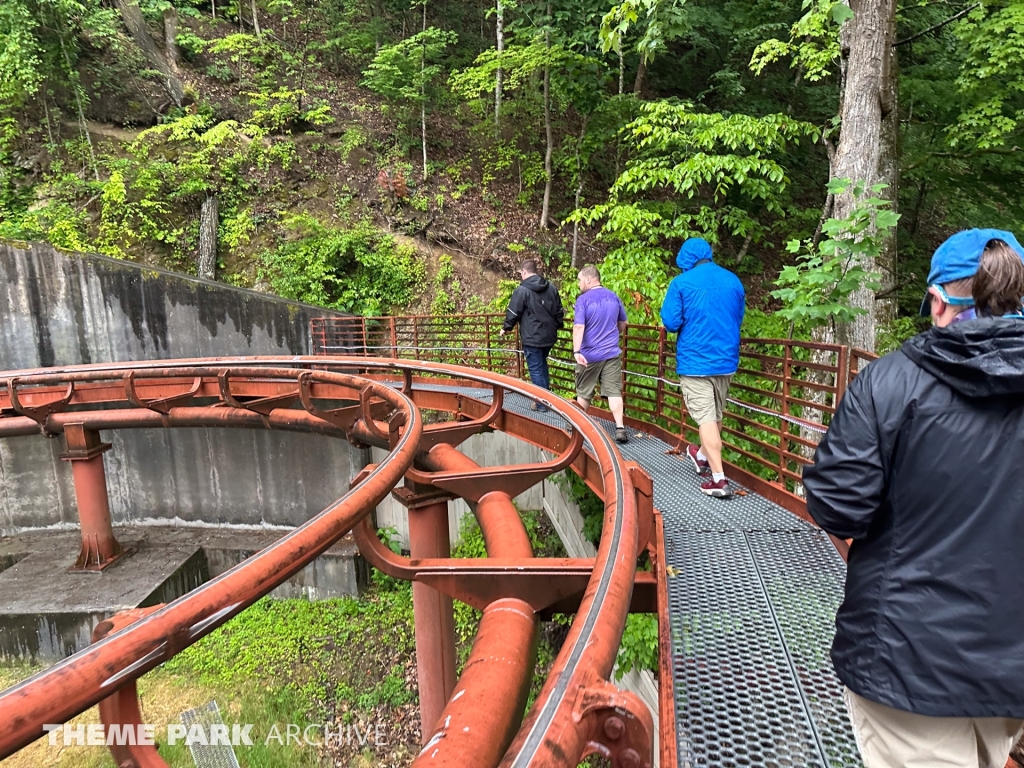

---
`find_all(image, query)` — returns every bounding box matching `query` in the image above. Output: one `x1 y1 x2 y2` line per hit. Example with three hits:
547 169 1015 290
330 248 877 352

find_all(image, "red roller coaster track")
0 357 658 768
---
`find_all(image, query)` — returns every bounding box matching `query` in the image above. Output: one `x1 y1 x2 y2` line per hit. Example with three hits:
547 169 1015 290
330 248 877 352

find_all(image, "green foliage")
954 1 1024 149
554 470 604 545
570 101 818 322
877 315 922 355
175 30 207 60
772 180 898 332
430 253 460 315
246 87 334 133
163 590 416 739
749 0 849 82
600 0 688 69
258 216 424 315
362 27 457 123
615 614 658 679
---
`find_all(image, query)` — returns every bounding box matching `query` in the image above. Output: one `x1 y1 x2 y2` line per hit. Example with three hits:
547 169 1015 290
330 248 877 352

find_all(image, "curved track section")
0 357 649 768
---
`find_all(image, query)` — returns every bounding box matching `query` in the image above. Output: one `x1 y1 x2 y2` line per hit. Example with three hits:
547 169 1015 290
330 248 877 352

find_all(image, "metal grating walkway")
402 382 861 768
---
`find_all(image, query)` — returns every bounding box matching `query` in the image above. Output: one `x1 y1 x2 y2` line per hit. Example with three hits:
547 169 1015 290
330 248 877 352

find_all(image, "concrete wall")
0 241 364 533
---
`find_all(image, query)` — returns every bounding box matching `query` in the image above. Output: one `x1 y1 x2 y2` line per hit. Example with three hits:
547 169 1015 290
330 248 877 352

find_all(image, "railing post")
836 345 850 404
389 316 398 358
656 328 666 424
485 316 493 373
310 319 320 355
621 324 629 409
62 423 127 571
780 343 792 484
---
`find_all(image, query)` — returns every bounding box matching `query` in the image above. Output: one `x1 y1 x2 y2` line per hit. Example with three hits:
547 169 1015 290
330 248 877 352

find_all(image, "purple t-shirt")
574 287 627 363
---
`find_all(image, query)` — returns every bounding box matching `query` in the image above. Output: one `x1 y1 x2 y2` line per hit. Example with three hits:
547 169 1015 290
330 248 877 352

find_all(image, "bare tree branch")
894 3 979 47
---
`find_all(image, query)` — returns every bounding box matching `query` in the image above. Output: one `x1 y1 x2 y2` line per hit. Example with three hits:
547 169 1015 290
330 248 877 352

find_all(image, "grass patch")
0 587 419 767
0 508 576 768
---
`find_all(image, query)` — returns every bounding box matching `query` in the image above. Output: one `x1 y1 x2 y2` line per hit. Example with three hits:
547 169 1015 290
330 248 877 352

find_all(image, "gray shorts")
575 355 623 400
678 374 732 425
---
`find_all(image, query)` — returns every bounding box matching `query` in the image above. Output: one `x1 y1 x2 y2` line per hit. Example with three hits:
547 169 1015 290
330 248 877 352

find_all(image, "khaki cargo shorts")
575 355 623 400
844 688 1023 768
678 374 732 426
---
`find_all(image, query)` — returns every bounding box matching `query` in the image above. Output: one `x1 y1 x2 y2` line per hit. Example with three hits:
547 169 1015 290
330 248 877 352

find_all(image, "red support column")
61 422 126 571
403 493 458 741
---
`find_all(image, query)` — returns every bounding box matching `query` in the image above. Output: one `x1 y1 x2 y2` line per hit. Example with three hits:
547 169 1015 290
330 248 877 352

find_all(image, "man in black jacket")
803 229 1024 768
501 260 564 410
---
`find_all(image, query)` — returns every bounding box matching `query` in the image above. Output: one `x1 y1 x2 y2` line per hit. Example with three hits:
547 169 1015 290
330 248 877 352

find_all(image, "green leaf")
831 4 855 25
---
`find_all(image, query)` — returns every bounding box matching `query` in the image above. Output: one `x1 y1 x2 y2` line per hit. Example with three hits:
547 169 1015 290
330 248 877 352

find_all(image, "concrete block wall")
0 241 359 533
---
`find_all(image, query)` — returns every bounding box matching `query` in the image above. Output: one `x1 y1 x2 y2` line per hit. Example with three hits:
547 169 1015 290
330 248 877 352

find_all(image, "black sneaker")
615 427 629 444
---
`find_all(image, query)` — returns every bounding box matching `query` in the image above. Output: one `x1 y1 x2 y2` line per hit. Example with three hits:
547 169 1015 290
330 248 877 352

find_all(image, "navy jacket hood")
522 274 551 292
901 318 1024 398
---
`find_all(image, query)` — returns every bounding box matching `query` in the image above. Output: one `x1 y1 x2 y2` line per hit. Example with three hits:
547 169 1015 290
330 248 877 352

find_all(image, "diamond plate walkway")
407 383 861 768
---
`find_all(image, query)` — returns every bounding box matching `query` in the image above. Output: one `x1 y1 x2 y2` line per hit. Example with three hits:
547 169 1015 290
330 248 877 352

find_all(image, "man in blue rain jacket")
660 238 746 498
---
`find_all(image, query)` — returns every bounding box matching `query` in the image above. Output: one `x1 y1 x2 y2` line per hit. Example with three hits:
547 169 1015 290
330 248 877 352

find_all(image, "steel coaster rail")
0 365 422 759
0 357 652 768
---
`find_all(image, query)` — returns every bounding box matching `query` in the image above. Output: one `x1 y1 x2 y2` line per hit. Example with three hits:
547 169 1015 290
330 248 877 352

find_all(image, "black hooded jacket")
804 318 1024 717
502 274 565 348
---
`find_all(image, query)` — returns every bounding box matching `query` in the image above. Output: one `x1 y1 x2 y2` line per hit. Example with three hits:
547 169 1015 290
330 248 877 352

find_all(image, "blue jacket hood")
676 238 713 271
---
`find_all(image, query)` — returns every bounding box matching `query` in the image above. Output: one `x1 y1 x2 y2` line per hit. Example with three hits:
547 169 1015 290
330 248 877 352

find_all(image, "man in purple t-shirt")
573 265 629 444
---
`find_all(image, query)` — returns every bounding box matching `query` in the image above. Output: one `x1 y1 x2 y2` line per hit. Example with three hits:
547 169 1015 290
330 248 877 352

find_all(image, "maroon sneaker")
701 477 732 498
687 444 710 475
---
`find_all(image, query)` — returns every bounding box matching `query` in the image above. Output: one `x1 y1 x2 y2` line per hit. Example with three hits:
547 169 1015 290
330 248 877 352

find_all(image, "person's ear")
928 286 947 322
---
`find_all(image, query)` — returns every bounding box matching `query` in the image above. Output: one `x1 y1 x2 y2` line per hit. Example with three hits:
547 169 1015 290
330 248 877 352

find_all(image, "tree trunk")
57 24 98 180
421 0 428 180
539 6 553 229
495 0 504 134
374 0 383 50
830 0 898 353
633 56 647 96
114 0 185 107
211 0 215 20
618 46 625 95
571 116 590 269
250 0 262 40
874 9 899 338
163 7 181 71
198 195 218 281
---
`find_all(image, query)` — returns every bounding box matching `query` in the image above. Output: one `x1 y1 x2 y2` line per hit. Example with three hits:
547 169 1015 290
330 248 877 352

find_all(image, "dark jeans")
522 345 552 391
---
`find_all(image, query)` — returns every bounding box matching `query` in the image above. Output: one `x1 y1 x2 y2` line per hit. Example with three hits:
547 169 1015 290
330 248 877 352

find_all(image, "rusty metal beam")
0 366 421 759
0 357 649 768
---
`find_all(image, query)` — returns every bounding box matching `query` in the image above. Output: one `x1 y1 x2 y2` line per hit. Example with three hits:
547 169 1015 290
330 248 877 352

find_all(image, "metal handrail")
311 315 879 491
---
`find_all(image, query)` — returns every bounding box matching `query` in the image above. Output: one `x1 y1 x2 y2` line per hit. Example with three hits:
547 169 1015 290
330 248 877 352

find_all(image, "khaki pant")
678 374 732 426
845 688 1023 768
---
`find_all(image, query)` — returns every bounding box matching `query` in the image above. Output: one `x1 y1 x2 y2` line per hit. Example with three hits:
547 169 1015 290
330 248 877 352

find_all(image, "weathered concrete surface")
0 526 367 660
0 241 364 534
0 240 323 368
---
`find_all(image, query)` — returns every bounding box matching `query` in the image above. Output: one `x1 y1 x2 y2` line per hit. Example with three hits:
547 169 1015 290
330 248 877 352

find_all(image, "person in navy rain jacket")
660 238 746 498
803 231 1024 768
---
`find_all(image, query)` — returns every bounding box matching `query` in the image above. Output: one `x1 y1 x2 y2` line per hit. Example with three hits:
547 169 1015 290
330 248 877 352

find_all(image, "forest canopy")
2 0 1023 352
